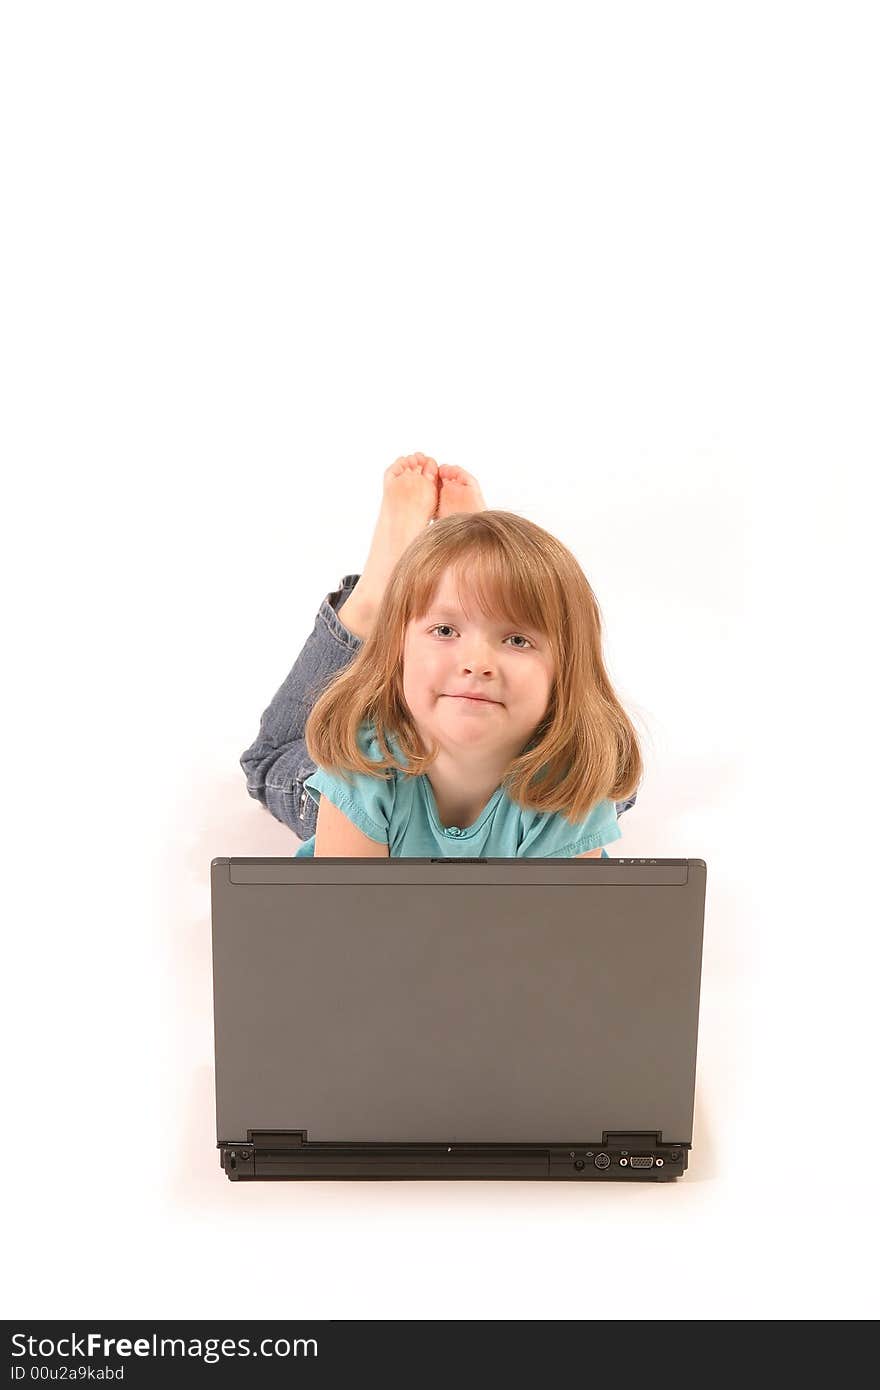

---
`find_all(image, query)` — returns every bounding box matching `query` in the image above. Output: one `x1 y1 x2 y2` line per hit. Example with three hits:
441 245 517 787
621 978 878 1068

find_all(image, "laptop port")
628 1155 654 1169
594 1152 611 1169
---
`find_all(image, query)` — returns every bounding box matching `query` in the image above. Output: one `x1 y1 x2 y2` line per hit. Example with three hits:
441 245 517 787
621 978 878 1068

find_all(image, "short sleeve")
518 798 623 858
302 723 396 845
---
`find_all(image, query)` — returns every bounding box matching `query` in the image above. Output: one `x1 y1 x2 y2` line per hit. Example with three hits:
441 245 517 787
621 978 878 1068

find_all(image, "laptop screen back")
211 858 706 1146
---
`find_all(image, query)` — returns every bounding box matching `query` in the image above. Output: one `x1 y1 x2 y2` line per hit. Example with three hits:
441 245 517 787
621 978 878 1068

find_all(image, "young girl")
240 454 642 859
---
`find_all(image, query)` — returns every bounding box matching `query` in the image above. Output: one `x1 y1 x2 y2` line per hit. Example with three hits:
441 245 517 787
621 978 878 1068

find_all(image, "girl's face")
401 569 555 760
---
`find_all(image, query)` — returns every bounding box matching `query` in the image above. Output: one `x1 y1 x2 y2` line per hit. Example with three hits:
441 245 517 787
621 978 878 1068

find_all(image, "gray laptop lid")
211 858 707 1146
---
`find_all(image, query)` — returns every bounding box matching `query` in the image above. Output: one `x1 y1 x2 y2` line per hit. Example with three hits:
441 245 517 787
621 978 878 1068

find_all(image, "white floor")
5 733 874 1321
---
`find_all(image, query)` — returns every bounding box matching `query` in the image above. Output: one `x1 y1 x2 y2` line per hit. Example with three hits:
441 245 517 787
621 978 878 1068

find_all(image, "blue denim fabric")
240 574 639 843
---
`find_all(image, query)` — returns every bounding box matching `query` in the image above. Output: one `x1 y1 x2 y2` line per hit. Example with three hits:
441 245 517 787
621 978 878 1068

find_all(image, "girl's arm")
314 797 390 858
575 849 604 858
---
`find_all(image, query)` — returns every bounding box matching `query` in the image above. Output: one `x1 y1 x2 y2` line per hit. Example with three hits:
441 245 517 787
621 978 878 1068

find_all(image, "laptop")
210 856 707 1181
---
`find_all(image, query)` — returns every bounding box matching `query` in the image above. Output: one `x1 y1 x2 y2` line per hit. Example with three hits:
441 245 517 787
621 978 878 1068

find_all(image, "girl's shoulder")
357 720 405 775
302 720 400 844
514 796 623 857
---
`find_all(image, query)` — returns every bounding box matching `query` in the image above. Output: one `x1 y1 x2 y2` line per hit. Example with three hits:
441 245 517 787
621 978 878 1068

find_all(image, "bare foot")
436 464 486 518
338 454 439 635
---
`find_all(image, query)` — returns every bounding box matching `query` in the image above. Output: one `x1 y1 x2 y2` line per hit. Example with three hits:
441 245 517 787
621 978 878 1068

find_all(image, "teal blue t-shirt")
294 722 623 859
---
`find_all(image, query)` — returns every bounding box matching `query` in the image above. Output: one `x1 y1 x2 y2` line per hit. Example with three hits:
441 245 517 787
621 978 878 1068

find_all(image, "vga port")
628 1155 654 1169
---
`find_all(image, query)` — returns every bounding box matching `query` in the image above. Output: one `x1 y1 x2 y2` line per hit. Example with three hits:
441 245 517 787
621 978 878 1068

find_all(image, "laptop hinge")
605 1131 667 1149
218 1132 308 1179
247 1129 307 1146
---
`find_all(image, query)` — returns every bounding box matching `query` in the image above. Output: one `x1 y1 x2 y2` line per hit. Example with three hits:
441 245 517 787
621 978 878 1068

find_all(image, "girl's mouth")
443 694 500 704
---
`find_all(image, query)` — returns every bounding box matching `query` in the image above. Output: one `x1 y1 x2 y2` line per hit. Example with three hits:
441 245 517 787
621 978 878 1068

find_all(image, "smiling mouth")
443 695 501 704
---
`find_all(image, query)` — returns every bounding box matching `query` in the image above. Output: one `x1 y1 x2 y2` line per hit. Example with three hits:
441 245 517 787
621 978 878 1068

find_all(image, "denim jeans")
240 574 638 842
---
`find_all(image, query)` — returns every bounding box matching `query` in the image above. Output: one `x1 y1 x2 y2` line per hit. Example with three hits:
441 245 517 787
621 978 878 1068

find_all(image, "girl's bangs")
409 547 551 635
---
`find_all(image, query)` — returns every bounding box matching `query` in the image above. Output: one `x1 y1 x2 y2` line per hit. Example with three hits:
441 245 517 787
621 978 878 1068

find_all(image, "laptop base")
219 1131 689 1181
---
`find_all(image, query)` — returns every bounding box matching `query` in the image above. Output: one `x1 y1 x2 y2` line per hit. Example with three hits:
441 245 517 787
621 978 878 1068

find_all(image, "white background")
3 1 877 1320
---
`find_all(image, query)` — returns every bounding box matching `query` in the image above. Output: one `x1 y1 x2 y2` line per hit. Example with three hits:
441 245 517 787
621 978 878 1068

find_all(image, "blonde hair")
305 511 643 824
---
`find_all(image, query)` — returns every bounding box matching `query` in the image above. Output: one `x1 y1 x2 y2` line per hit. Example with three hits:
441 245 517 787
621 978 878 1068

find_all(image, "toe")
441 465 470 486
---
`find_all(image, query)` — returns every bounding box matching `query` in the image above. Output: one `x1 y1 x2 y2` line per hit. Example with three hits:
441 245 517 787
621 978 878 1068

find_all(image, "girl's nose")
458 632 497 674
462 653 495 676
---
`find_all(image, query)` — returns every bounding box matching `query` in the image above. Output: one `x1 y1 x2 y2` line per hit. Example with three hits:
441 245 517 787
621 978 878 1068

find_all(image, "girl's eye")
428 624 533 649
